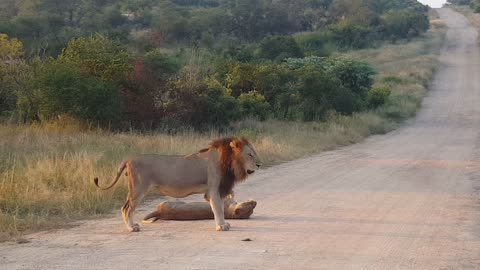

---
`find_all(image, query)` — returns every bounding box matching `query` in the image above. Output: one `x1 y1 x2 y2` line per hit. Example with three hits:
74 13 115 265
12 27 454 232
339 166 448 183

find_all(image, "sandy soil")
1 8 480 270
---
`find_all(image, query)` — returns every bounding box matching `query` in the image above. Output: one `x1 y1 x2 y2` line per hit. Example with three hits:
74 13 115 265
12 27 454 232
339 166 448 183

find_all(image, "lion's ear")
230 138 244 150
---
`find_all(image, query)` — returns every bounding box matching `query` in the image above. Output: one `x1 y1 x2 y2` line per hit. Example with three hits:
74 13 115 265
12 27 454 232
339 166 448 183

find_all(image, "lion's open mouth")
247 170 255 175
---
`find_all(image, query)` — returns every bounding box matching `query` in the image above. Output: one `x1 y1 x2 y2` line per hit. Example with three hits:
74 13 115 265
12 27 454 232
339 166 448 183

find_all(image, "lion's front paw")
216 222 230 231
129 223 140 232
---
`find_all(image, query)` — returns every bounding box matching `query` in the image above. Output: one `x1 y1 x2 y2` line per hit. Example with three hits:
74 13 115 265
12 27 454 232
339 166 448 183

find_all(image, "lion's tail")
141 211 162 224
94 160 127 190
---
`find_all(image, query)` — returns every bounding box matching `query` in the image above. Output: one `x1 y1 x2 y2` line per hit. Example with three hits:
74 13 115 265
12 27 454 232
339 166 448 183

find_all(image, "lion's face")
239 144 261 175
229 138 261 175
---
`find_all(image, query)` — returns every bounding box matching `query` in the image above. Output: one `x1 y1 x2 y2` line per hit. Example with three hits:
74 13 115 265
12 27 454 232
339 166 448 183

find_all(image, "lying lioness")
142 196 257 222
94 137 260 232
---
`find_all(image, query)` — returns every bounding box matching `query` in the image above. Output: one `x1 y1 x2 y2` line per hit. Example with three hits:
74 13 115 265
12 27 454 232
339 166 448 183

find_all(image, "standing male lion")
94 137 261 232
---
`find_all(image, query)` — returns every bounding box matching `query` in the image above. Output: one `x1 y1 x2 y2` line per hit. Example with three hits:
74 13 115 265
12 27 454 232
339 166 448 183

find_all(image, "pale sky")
417 0 448 8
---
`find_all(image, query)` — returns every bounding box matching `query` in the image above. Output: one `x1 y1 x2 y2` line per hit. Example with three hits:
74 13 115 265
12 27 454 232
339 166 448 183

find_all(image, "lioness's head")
229 138 261 176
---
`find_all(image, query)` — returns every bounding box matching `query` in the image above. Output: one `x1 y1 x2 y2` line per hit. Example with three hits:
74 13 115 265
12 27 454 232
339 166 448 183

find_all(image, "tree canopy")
0 0 428 129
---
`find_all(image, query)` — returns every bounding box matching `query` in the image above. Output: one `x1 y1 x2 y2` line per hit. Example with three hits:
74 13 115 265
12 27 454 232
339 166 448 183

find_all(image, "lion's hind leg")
121 191 147 232
121 196 139 232
121 198 137 232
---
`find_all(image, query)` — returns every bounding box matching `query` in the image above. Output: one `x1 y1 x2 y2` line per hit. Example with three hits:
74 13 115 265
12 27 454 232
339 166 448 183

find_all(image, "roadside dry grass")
0 114 390 241
450 5 480 30
0 18 446 241
341 19 446 123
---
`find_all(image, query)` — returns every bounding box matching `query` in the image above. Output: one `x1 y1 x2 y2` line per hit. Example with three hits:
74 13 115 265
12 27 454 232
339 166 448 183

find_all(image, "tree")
229 0 266 41
325 57 376 98
238 91 271 120
258 36 304 61
329 20 372 49
297 70 343 120
0 34 24 113
364 0 428 13
0 0 17 21
383 10 429 40
34 61 121 123
169 77 240 128
14 57 45 122
122 51 181 123
329 0 376 27
58 34 131 82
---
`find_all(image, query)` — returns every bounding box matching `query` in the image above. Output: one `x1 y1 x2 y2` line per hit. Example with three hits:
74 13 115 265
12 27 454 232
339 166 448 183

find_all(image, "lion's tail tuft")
93 161 127 190
93 177 100 187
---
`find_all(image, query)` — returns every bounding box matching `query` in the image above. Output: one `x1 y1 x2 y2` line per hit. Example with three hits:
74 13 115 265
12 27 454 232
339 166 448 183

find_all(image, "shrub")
0 34 24 113
143 50 182 79
201 79 240 126
285 56 326 69
222 43 255 62
368 84 391 108
329 20 372 49
35 61 121 123
238 91 271 120
58 34 131 82
383 10 429 40
324 57 376 99
225 62 258 96
169 76 240 128
293 31 334 56
449 0 471 5
297 70 343 120
472 0 480 13
331 87 360 115
257 36 304 61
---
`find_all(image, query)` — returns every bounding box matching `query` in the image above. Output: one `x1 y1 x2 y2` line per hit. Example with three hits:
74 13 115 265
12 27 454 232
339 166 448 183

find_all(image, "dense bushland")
0 0 429 54
0 0 431 129
450 0 480 12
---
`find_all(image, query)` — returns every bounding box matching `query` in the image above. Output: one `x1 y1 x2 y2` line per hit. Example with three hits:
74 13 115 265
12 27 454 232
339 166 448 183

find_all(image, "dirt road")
2 8 480 270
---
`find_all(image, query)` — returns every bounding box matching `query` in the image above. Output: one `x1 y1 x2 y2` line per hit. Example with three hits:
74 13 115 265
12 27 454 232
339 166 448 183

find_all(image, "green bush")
331 87 360 115
34 61 121 123
224 56 377 120
293 31 335 56
383 10 429 40
143 50 182 79
222 43 255 62
0 34 24 113
472 0 480 12
257 36 304 61
238 91 271 120
297 70 343 120
449 0 471 5
58 34 131 82
329 20 372 49
225 62 258 96
368 84 391 108
285 56 326 69
324 57 377 99
169 77 240 128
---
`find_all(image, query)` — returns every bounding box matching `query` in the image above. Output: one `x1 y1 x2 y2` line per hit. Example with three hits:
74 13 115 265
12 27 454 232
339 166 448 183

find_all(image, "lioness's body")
142 197 257 222
94 137 260 232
